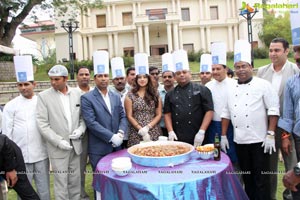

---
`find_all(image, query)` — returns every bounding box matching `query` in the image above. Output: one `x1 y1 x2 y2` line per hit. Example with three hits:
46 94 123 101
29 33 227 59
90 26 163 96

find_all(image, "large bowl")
127 141 194 167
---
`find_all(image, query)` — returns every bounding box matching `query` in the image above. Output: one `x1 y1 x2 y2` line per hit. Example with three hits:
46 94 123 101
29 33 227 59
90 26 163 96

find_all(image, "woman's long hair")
131 74 159 108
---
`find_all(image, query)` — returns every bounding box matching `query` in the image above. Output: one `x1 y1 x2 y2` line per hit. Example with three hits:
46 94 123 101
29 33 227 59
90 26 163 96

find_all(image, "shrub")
253 47 269 59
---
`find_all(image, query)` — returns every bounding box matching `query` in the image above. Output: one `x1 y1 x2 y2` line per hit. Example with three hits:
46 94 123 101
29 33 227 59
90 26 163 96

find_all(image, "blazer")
81 88 127 156
36 87 86 158
257 61 299 114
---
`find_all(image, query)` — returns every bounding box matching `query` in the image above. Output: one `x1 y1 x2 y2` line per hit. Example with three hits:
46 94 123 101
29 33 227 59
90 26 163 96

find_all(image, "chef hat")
172 49 190 72
290 0 300 46
134 53 149 75
93 50 109 75
111 57 125 79
211 42 227 66
161 53 175 72
200 54 212 73
13 55 34 82
234 40 251 65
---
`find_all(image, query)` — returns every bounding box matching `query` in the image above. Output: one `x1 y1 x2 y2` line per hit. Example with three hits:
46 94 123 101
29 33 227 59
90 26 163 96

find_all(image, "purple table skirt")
93 150 248 200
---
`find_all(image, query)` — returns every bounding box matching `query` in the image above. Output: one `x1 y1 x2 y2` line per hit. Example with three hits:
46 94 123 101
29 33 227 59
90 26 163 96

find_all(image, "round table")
93 149 248 200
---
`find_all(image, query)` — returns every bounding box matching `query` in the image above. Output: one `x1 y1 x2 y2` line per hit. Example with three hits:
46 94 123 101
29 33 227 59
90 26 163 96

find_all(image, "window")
181 8 190 21
210 6 218 20
123 12 133 26
123 47 134 57
96 15 106 28
146 8 167 20
183 44 194 52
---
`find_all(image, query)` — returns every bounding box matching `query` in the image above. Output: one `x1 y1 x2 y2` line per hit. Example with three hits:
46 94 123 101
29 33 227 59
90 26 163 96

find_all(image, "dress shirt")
271 64 285 94
206 77 236 121
58 88 72 133
109 86 128 108
98 88 112 114
221 77 280 144
278 74 300 136
2 95 48 163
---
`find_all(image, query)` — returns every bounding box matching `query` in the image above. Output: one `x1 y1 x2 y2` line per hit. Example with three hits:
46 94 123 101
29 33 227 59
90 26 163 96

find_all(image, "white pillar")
172 0 176 13
167 23 173 52
106 5 111 26
234 25 238 42
173 23 179 50
134 31 138 53
228 26 233 51
132 2 136 22
87 8 91 28
112 4 116 26
83 35 88 60
199 0 204 20
144 25 150 55
204 0 208 19
206 27 211 52
232 0 236 18
137 25 144 52
108 33 113 57
200 27 205 50
176 0 181 17
88 35 93 59
137 2 141 15
179 28 183 49
113 32 119 56
226 0 231 18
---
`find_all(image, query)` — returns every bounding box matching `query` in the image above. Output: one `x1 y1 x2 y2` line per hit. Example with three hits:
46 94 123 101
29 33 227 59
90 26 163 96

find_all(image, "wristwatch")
294 162 300 176
267 130 275 136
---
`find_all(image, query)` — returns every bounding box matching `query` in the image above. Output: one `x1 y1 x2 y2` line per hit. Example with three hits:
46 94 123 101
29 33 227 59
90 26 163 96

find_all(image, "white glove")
262 134 276 155
194 130 205 147
142 133 151 142
220 135 229 153
69 129 83 140
168 131 178 141
138 126 150 137
58 140 73 150
111 134 123 147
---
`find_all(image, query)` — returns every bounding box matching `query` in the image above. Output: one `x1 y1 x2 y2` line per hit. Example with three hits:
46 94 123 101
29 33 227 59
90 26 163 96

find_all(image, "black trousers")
235 142 271 200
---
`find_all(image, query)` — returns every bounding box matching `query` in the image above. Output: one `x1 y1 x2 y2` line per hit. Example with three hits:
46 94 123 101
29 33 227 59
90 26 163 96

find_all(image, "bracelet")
281 132 290 140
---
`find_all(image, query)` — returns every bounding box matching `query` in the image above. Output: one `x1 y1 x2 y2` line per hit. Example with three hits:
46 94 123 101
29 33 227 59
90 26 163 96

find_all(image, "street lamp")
239 5 258 67
61 19 79 80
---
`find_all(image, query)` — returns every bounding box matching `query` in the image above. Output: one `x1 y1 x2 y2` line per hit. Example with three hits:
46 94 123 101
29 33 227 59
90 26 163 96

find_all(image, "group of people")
0 36 300 200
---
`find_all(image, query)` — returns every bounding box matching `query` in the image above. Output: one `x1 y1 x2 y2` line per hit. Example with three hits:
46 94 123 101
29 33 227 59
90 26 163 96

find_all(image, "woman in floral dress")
125 74 162 147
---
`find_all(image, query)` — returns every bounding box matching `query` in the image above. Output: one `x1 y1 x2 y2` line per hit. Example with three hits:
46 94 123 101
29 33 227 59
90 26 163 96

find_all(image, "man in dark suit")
80 51 127 172
0 134 40 200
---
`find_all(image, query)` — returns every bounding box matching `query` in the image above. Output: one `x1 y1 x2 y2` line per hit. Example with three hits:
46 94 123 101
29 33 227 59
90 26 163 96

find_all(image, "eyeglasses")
163 75 173 79
150 72 159 76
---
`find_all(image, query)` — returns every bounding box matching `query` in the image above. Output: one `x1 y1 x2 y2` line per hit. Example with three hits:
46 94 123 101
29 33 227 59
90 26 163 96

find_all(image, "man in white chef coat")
221 40 280 200
2 55 50 200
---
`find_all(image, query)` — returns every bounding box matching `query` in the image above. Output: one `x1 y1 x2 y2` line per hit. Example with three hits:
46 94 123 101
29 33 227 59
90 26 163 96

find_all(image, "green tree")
258 10 291 47
0 0 102 47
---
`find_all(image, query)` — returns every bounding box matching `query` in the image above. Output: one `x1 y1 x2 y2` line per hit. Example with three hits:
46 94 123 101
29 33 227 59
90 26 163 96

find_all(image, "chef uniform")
164 50 214 145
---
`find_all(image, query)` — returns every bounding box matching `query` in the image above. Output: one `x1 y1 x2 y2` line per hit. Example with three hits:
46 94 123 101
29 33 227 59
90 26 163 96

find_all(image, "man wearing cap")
199 54 212 85
75 66 93 200
281 43 300 200
257 37 298 200
159 53 175 137
36 64 86 200
164 49 214 147
2 56 50 200
81 51 127 173
221 40 280 199
109 57 129 148
205 42 238 167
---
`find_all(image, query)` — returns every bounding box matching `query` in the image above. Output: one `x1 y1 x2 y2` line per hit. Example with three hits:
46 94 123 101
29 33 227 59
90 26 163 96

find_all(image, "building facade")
23 0 264 62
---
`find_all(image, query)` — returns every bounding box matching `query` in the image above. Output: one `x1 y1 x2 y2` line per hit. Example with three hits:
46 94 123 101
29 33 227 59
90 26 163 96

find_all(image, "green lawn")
7 162 287 199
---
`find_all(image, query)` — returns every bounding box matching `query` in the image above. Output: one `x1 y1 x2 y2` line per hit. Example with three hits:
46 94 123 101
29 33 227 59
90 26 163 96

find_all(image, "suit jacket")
257 61 299 114
81 88 127 156
36 86 86 158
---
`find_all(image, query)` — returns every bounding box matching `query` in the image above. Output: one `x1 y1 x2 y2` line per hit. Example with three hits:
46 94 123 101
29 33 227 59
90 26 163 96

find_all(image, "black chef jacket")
164 82 214 144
